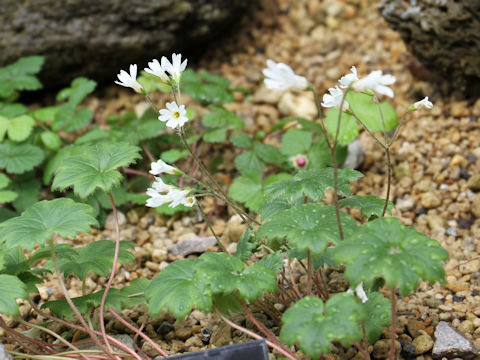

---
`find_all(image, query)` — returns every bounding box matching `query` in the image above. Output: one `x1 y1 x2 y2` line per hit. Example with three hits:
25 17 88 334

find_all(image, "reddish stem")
287 261 302 299
122 168 154 180
354 341 371 360
240 301 284 349
142 144 155 163
109 308 169 358
389 287 397 360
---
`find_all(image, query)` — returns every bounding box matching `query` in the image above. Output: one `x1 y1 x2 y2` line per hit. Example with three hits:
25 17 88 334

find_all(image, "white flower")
144 59 169 82
161 53 187 82
145 179 195 209
158 101 189 129
115 64 143 93
262 59 308 91
347 282 369 303
321 86 349 111
150 160 178 175
183 196 196 207
339 66 358 88
411 96 433 111
352 70 396 98
166 189 194 208
151 177 175 192
145 192 170 208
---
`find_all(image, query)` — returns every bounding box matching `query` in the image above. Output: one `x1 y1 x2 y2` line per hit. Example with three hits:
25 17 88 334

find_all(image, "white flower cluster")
262 59 308 91
146 160 195 208
347 282 369 303
115 54 190 130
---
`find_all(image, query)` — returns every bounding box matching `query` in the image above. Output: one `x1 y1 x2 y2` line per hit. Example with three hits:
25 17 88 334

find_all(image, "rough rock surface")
378 0 480 94
432 321 478 359
0 0 250 87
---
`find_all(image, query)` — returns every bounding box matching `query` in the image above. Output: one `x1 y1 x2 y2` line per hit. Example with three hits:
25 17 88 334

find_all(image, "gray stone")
0 0 250 88
378 0 480 94
432 321 479 359
167 236 217 256
0 344 12 360
342 139 365 170
105 211 127 231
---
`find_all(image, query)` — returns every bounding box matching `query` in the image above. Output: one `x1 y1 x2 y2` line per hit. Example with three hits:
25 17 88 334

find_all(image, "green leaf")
280 294 365 359
258 204 357 256
325 109 358 146
7 115 35 142
202 106 243 130
0 103 28 118
347 92 398 133
280 129 312 156
254 143 284 163
0 190 18 203
33 106 58 122
228 172 263 212
307 139 348 169
11 178 41 212
52 142 141 198
0 274 28 316
0 198 97 250
67 78 97 107
339 195 393 217
40 131 62 151
333 217 449 296
146 258 212 319
161 149 189 163
203 128 227 143
196 252 277 302
265 168 363 203
257 252 284 274
11 56 44 75
235 150 264 174
44 145 79 184
363 292 392 343
230 133 253 148
56 240 134 280
0 116 9 142
234 228 256 261
0 141 44 174
0 173 10 189
53 104 93 132
181 69 234 104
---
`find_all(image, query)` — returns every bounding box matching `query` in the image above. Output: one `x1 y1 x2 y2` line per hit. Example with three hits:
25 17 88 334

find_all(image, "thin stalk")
15 318 87 360
0 317 47 355
48 237 112 359
313 270 327 300
108 308 169 358
253 299 282 327
141 143 156 163
144 94 159 113
324 355 333 360
214 307 299 360
27 300 142 360
354 342 371 360
306 250 313 296
350 111 386 150
98 194 123 359
121 168 154 180
388 109 411 147
318 267 330 299
389 287 397 360
195 203 228 253
382 149 392 217
287 259 303 299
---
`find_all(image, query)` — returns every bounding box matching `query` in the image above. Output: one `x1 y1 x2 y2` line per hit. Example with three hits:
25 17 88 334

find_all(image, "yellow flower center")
173 111 181 119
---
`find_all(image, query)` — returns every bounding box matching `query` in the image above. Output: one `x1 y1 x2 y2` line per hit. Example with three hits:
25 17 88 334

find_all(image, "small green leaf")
0 274 28 316
257 252 284 274
230 133 253 148
0 103 28 118
0 190 18 203
196 252 277 302
11 56 44 75
0 173 10 189
33 106 58 122
280 294 365 359
234 228 256 261
333 217 449 296
265 168 363 203
254 143 284 163
281 129 312 156
203 128 227 143
0 141 44 174
7 115 35 142
258 204 357 256
181 69 234 104
325 109 358 146
53 104 93 132
235 150 264 174
67 78 97 107
44 145 79 184
11 177 41 212
56 240 134 280
363 292 392 343
52 142 141 198
161 149 189 163
347 92 398 133
228 172 263 212
146 259 212 319
40 131 62 151
0 198 98 250
340 195 394 217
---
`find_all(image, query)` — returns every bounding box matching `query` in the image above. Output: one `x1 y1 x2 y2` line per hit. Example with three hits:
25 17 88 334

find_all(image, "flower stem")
307 250 313 296
195 202 228 253
354 341 371 360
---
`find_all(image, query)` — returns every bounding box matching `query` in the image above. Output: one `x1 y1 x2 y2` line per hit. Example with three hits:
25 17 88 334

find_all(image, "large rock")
0 0 250 88
378 0 480 95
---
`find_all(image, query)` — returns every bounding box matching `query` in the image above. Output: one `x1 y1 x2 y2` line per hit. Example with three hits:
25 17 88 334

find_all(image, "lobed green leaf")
0 141 44 174
339 195 393 217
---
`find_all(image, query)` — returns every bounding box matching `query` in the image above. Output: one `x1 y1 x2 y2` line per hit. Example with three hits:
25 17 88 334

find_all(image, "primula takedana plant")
0 53 448 360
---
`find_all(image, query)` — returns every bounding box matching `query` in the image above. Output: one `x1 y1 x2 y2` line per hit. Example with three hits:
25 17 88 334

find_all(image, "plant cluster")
0 53 445 360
